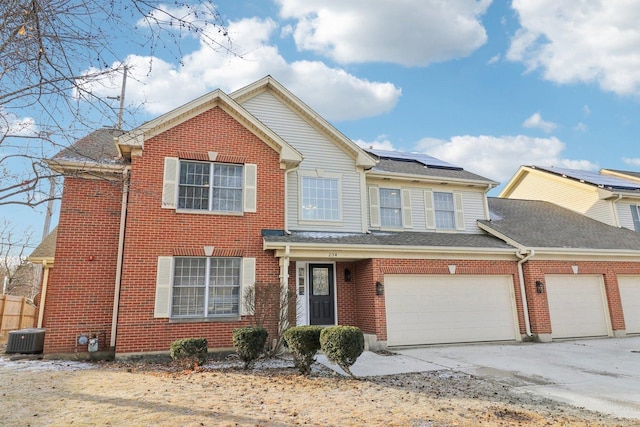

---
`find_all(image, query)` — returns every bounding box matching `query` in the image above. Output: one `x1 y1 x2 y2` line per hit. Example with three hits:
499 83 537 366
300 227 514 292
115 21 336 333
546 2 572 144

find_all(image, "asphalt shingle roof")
52 128 127 165
480 198 640 250
366 150 497 184
28 227 57 260
263 230 513 249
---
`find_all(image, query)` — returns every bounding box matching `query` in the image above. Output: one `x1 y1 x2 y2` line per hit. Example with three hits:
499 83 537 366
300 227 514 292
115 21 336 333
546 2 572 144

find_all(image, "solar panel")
534 166 640 190
366 149 463 170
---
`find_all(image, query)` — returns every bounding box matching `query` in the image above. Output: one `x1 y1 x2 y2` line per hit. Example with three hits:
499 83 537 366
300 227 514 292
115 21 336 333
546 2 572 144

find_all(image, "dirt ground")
0 352 635 427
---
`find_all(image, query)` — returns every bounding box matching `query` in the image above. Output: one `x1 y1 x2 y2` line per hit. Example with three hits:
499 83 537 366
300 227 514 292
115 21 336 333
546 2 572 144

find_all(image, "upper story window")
369 186 412 229
172 257 241 317
631 205 640 232
379 188 402 228
434 191 455 229
161 156 257 214
301 176 340 221
179 161 243 212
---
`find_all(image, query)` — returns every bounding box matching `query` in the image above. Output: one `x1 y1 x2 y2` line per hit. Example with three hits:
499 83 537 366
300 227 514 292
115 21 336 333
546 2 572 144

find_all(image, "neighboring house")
480 198 640 341
500 165 640 231
29 77 640 358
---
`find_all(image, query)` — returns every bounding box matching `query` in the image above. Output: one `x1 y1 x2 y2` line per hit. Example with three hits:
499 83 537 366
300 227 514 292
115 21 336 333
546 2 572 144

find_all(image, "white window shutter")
424 190 435 229
402 189 413 229
154 257 173 318
241 258 256 315
162 157 179 209
369 186 380 228
244 164 257 213
454 193 465 231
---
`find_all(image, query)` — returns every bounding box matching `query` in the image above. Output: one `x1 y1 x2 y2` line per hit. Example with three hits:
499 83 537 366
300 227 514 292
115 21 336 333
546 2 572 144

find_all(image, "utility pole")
107 65 128 130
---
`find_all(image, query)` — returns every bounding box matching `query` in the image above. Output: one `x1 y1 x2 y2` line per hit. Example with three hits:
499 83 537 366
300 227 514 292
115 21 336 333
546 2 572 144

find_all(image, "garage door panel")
545 275 610 339
618 276 640 334
385 275 519 346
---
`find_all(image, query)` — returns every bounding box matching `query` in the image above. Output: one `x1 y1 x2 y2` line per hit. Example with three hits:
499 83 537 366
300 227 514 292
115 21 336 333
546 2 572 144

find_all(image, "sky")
5 0 640 250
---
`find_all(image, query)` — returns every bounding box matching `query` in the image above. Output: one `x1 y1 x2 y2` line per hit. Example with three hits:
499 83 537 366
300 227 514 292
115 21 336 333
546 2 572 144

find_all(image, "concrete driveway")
396 337 640 420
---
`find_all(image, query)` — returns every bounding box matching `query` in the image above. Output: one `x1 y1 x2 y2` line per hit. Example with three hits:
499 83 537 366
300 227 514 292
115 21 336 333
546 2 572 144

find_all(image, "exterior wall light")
535 280 545 294
344 269 352 282
376 281 384 295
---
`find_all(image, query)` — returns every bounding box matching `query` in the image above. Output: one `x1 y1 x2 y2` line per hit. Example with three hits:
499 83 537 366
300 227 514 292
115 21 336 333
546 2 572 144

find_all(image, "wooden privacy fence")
0 295 36 340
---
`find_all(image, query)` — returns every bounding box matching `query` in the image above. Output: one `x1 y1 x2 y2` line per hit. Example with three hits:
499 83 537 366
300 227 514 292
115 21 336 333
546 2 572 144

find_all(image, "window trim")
178 160 243 213
631 204 640 232
298 170 343 224
161 157 257 214
154 256 255 320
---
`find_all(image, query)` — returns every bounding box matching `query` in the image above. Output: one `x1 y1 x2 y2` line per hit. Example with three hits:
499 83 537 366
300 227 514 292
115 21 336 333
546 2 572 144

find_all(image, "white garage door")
384 275 519 347
618 276 640 334
545 275 611 339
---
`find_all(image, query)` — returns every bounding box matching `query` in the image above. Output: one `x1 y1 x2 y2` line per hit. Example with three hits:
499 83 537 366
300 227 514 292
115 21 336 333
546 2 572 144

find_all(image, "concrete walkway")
317 336 640 420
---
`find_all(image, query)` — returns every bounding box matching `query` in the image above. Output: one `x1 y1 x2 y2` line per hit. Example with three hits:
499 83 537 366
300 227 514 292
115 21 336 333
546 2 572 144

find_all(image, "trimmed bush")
169 338 208 369
320 326 364 377
283 325 323 375
232 326 268 369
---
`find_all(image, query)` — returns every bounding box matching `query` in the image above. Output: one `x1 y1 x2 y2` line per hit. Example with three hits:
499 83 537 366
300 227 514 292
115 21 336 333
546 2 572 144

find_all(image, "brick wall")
42 177 123 353
115 107 285 354
522 259 640 335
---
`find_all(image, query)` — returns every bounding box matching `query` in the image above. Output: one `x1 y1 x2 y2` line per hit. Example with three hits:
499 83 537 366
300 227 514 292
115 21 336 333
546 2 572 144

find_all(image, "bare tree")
0 219 37 298
1 0 232 208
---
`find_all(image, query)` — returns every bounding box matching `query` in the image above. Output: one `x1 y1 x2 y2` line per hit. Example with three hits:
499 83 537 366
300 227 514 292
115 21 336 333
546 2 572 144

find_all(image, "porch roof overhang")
262 231 516 261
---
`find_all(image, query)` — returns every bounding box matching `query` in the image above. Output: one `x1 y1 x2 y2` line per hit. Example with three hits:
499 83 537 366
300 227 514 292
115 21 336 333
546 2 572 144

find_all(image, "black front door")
309 264 335 325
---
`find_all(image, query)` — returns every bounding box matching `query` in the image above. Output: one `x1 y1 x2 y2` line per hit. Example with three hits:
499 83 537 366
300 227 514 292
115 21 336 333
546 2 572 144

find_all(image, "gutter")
110 168 130 350
36 260 51 328
515 248 534 337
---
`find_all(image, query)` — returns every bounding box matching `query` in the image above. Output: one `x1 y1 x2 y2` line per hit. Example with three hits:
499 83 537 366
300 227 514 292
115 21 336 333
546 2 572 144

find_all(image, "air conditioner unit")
5 328 46 354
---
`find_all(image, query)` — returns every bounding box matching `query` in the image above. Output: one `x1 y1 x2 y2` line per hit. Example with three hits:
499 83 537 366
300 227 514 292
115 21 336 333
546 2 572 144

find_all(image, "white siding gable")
241 91 364 232
505 171 614 225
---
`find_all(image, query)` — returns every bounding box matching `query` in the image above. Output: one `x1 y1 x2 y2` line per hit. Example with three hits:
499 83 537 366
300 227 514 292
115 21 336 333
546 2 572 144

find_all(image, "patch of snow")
0 356 99 372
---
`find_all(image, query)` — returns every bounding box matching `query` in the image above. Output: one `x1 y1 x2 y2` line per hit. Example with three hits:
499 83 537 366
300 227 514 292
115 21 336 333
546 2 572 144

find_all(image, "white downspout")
37 261 50 328
110 168 130 350
611 194 623 227
516 248 535 338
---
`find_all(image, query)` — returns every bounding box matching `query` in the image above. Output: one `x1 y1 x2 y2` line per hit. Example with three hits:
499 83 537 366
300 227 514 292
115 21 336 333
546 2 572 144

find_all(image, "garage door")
545 275 610 339
618 276 640 334
384 275 519 347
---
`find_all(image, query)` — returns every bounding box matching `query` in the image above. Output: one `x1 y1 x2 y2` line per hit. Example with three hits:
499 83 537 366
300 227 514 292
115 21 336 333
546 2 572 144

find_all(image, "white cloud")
574 122 588 132
82 17 401 122
487 54 501 65
508 0 640 96
623 157 640 167
353 136 396 151
0 110 38 137
276 0 492 66
522 112 557 133
415 134 597 184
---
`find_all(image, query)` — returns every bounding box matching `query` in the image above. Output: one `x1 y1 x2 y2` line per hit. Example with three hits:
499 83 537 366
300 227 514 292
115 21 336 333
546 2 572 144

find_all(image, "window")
631 205 640 232
434 191 455 229
379 188 402 228
301 177 339 221
172 257 241 317
178 160 243 212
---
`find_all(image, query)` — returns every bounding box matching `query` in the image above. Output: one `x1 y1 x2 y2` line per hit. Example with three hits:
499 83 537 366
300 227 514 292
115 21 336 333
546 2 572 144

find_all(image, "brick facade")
42 177 123 354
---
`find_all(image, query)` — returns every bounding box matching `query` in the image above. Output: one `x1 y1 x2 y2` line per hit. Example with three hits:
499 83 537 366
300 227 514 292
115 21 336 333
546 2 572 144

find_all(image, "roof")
479 198 640 251
365 149 498 185
52 128 127 165
27 227 57 263
263 230 513 250
530 165 640 192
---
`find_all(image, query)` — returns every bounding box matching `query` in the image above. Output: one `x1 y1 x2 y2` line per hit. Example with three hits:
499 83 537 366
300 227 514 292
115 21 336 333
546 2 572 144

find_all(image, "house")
28 77 640 358
500 165 640 231
480 198 640 341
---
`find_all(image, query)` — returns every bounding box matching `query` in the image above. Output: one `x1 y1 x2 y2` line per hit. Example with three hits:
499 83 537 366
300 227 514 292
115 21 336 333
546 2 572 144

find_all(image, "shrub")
169 338 208 369
320 326 364 377
232 326 268 369
283 325 323 375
